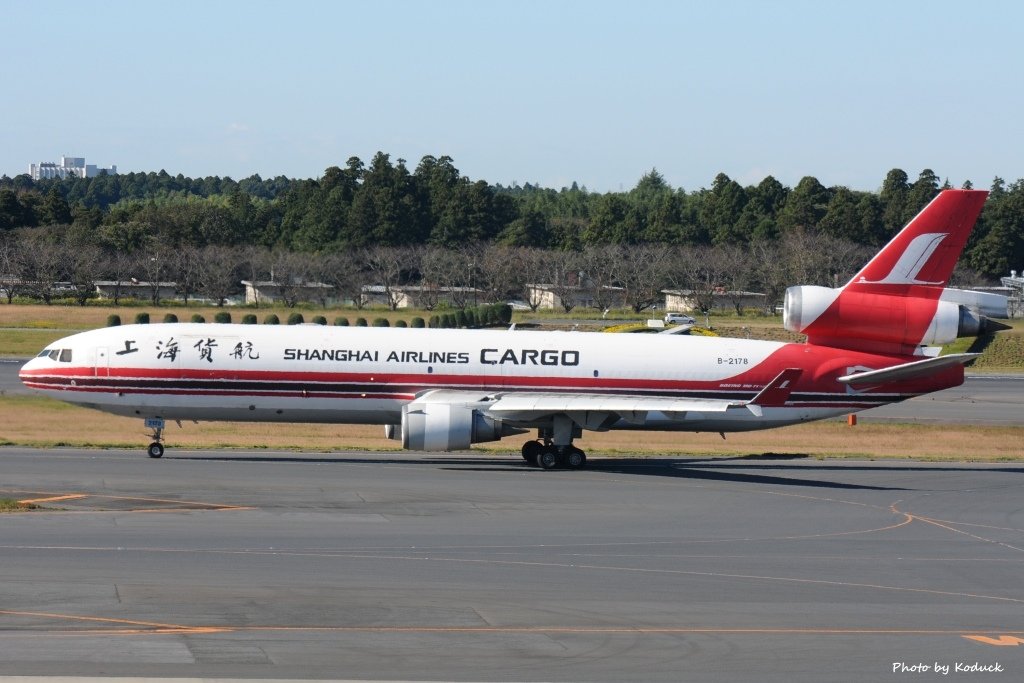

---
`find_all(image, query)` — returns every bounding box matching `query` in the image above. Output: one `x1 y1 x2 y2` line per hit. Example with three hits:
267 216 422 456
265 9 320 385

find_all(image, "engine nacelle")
941 288 1009 319
400 392 526 451
783 285 984 348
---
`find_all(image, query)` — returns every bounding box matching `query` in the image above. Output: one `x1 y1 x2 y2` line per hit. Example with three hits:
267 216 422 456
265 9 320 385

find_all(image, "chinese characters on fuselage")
149 337 260 363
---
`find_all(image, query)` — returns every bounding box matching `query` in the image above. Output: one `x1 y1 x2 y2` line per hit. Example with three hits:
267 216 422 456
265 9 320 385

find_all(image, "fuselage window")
59 349 72 363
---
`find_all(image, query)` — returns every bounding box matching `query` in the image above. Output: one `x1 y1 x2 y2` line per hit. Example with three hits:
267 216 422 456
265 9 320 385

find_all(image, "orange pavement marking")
963 635 1024 646
3 489 248 512
16 494 88 505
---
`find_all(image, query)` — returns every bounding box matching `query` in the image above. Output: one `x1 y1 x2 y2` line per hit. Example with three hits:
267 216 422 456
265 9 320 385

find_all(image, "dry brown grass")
2 395 1021 460
0 303 404 330
0 304 435 356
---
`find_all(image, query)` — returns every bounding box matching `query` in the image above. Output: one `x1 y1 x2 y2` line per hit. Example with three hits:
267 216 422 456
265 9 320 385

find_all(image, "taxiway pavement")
0 448 1021 681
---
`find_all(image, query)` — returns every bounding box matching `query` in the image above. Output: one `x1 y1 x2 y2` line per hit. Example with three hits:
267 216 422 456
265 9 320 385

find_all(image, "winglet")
748 368 803 407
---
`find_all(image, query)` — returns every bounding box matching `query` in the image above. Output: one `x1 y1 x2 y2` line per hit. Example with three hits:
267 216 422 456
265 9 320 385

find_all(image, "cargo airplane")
20 190 1006 468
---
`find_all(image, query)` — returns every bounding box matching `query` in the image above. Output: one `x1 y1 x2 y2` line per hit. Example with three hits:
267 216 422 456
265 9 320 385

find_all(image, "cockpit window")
37 349 53 358
48 350 60 360
59 349 72 363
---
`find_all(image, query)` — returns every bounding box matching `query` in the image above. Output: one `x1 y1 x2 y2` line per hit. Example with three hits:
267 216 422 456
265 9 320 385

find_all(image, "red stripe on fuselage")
18 341 963 402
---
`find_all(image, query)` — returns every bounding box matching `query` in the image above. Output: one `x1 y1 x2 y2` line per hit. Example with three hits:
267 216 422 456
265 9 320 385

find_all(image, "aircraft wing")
480 368 803 426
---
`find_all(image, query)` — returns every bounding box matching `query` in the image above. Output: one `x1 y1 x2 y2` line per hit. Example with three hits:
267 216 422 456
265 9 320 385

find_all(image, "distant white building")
524 284 627 310
29 155 117 180
360 285 481 309
242 280 337 306
662 289 766 314
94 280 177 301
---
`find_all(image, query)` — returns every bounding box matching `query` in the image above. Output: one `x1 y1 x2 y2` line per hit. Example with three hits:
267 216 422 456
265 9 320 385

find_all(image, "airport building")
524 283 627 310
243 280 338 306
29 155 117 180
1001 270 1024 317
360 284 481 309
662 288 767 314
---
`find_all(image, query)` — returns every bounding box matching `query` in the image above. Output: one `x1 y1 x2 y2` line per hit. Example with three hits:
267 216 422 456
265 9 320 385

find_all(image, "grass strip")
0 498 38 512
0 394 1021 460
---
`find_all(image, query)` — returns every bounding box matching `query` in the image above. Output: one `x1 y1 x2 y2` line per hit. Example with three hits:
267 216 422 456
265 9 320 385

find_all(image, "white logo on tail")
859 232 948 285
844 365 874 394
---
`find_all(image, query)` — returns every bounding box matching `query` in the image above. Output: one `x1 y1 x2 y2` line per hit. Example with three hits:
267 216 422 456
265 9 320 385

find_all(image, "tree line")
0 230 893 317
0 155 1021 309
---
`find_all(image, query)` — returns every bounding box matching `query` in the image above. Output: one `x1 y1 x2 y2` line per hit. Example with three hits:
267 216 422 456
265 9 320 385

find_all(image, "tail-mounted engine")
388 390 527 451
783 285 1008 351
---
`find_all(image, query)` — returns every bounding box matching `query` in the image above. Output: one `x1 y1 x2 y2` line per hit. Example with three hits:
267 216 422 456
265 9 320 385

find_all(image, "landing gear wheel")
537 448 560 470
521 440 542 467
147 442 164 459
565 447 586 469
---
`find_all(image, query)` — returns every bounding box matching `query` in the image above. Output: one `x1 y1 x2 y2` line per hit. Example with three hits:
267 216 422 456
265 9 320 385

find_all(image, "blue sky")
2 0 1021 192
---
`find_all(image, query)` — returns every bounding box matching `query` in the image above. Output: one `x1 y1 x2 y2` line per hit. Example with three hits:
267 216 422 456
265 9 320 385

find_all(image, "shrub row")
427 303 512 329
105 307 507 329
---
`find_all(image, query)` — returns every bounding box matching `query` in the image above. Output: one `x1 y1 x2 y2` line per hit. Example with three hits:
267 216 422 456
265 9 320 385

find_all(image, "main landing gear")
145 417 166 458
520 416 587 470
520 440 587 469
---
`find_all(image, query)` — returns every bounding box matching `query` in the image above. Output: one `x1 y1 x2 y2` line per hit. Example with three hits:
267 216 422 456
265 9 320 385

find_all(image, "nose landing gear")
145 417 165 458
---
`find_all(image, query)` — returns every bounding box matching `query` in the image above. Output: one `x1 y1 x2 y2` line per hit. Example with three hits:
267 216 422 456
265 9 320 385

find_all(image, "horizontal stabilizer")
837 353 979 386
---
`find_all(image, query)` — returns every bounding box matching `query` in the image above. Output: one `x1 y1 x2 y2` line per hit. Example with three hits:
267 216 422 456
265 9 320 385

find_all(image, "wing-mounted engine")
396 390 528 451
783 285 1008 352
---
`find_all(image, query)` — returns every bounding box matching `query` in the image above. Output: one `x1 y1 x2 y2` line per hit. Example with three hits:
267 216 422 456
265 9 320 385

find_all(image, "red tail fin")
786 189 989 355
844 189 988 297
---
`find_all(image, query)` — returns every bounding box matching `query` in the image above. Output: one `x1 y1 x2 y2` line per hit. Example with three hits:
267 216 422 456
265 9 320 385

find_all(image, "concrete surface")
0 448 1021 681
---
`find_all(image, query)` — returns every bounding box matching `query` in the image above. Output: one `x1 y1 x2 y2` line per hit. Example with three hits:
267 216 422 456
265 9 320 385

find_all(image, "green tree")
967 179 1024 278
854 193 885 245
498 209 551 247
904 169 941 224
346 153 425 246
879 168 910 238
585 193 635 244
735 176 787 241
630 169 687 242
0 189 29 229
41 186 72 225
818 187 861 240
776 176 828 234
699 173 749 244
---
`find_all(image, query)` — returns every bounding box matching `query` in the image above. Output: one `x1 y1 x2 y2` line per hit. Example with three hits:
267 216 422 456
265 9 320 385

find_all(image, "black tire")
147 442 164 459
538 448 560 470
565 447 586 469
521 440 542 466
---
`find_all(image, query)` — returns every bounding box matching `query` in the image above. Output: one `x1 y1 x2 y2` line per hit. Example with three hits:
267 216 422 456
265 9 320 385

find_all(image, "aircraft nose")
18 357 39 386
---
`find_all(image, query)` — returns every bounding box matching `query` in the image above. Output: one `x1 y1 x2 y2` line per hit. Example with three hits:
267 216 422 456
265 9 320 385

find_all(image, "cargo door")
94 347 109 378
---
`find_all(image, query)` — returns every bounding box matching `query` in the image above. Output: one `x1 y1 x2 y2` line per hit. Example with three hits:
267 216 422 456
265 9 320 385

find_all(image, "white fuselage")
19 323 927 434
